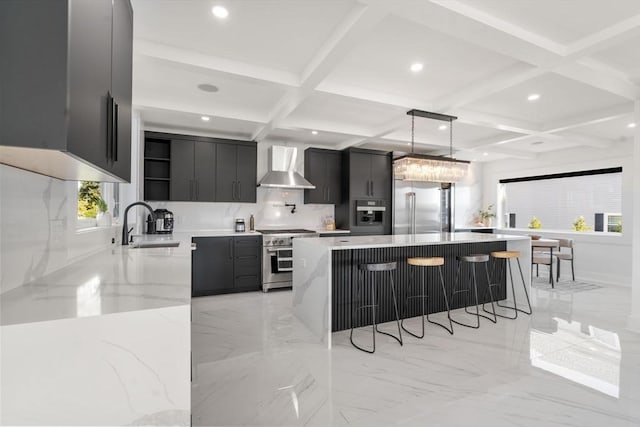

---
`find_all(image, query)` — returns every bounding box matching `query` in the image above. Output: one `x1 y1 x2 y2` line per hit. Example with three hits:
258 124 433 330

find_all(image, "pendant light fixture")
393 109 470 183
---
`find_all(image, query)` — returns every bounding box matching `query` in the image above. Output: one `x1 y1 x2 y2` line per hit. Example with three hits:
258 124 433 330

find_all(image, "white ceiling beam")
469 146 537 160
427 0 565 55
565 14 640 58
543 103 630 133
396 0 640 100
316 81 432 111
560 133 613 149
251 4 388 142
553 62 640 100
434 63 544 111
134 39 298 87
453 109 541 134
133 100 267 125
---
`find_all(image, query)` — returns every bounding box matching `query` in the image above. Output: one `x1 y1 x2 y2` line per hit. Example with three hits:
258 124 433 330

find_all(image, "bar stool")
350 261 403 353
402 257 453 337
483 250 532 319
450 254 497 328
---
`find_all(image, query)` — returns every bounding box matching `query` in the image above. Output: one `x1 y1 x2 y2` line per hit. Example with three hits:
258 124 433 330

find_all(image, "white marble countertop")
296 232 529 250
0 240 192 326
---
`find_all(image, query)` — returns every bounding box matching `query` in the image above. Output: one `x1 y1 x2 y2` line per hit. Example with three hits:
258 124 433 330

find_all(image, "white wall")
483 141 634 287
454 161 484 227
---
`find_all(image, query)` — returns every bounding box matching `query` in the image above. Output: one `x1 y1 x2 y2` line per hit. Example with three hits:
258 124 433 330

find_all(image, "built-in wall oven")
257 229 318 292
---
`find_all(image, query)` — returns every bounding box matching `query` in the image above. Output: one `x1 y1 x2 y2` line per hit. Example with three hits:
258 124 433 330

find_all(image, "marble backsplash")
0 165 117 294
149 188 334 231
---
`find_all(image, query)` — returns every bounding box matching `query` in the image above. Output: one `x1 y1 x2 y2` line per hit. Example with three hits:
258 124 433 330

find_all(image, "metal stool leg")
425 265 454 334
350 269 376 353
401 266 425 338
485 257 517 320
375 271 403 345
451 260 481 329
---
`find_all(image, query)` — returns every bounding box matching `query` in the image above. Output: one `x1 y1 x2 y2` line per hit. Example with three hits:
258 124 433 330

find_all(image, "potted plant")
572 215 592 232
96 198 112 227
528 216 542 229
477 204 496 227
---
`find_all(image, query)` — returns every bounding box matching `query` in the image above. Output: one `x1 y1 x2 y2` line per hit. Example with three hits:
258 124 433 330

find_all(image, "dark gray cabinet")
170 139 216 202
143 132 257 203
216 143 257 203
335 148 392 235
0 0 132 182
304 148 342 204
349 150 390 200
192 235 262 297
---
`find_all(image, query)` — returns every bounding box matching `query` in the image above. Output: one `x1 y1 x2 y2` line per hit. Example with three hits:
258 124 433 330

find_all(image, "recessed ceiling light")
201 116 210 122
311 130 318 135
482 152 488 156
527 93 540 101
197 83 219 93
628 123 637 128
211 5 229 19
438 125 447 131
410 63 423 73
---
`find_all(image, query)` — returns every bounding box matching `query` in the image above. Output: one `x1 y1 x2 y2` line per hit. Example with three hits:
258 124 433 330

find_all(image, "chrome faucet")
122 201 155 246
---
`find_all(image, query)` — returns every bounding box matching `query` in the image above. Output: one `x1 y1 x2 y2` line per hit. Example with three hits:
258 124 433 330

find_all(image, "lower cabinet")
192 235 262 297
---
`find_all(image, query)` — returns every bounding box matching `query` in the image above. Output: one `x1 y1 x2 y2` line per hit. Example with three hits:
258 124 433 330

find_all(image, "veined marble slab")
293 232 531 348
0 305 190 426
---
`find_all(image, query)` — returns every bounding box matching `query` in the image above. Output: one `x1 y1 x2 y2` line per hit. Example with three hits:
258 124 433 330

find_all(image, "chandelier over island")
393 109 470 183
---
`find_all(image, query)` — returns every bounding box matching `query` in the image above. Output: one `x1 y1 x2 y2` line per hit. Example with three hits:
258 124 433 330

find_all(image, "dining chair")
555 238 575 281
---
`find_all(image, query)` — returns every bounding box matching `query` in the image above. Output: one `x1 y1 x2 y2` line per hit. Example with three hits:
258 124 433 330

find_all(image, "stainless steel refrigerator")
393 179 454 234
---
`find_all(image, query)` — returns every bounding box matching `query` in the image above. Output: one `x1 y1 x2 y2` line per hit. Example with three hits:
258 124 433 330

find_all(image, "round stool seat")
407 257 445 267
457 254 489 263
491 250 520 259
359 261 397 272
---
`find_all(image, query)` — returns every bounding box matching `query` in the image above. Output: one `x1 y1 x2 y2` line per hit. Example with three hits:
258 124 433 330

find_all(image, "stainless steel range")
257 229 318 292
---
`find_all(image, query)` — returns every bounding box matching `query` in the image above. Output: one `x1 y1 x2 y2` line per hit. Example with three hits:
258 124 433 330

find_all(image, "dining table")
531 238 560 288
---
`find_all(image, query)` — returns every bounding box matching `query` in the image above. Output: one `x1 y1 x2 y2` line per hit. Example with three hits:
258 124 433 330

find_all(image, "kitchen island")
292 232 531 348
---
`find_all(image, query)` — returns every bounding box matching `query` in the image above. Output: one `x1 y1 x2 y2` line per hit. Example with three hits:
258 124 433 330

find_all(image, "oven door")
263 246 293 285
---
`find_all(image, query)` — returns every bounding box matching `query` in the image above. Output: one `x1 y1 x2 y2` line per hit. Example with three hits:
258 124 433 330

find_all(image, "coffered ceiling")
132 0 640 162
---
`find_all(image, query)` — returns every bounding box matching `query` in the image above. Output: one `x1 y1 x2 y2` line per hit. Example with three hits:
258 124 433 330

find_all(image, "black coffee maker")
147 209 174 234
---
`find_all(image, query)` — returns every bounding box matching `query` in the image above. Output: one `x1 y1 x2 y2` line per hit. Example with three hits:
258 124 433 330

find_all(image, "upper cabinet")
348 150 392 200
216 143 257 203
304 148 342 204
143 131 257 203
0 0 132 182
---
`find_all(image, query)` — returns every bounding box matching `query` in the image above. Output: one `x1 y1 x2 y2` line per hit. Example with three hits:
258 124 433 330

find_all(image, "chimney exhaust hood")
258 146 316 189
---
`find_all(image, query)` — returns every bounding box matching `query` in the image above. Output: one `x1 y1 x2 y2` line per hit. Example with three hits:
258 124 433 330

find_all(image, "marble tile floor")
192 277 640 426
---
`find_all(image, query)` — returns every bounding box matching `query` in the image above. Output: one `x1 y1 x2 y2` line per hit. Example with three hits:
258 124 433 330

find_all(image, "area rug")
531 276 603 293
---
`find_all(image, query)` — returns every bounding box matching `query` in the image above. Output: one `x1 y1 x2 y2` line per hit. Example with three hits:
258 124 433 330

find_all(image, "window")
78 181 103 219
500 168 622 231
77 181 120 229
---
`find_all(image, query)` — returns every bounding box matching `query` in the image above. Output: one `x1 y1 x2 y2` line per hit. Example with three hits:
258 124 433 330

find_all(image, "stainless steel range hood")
258 146 315 189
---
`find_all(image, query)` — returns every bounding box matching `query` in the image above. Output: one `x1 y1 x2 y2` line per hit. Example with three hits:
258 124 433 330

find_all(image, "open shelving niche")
143 137 171 200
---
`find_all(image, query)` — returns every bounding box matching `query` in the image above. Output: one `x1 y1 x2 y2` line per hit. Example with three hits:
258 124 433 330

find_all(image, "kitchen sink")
129 241 180 249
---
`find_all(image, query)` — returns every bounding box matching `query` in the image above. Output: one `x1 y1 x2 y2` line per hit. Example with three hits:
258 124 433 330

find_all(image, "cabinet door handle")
113 102 119 162
369 180 373 197
327 187 330 201
106 93 113 161
189 180 193 200
228 239 233 259
237 182 241 200
232 181 236 200
195 180 199 200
